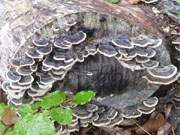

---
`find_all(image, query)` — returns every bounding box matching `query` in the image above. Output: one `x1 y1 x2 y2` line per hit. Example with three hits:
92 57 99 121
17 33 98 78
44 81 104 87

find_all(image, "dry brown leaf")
1 107 18 126
127 0 141 4
136 113 166 135
157 122 171 135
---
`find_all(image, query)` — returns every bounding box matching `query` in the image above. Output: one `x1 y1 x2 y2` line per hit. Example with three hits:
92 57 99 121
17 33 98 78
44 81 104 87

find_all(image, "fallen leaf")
1 107 18 126
136 113 166 135
157 122 171 135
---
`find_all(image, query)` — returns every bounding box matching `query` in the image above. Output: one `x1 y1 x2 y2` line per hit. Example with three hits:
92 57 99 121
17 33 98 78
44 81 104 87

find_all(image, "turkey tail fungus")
0 0 179 134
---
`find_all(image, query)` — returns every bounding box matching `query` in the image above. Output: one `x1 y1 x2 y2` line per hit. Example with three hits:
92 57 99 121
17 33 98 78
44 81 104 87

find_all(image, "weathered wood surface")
0 0 162 81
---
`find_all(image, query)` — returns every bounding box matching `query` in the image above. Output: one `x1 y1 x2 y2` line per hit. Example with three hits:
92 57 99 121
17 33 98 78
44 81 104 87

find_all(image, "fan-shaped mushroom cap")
42 65 52 71
30 64 38 72
121 107 142 119
36 81 52 89
63 31 87 45
118 55 134 61
2 81 24 92
142 0 159 3
112 35 133 49
10 82 31 89
86 43 97 52
2 81 11 92
9 98 23 106
64 54 75 63
30 82 50 92
145 48 156 58
135 56 150 64
98 42 118 57
175 44 180 52
25 48 43 59
148 39 162 48
43 55 75 70
115 47 129 56
106 113 124 127
67 125 79 133
65 21 77 27
118 60 142 71
32 37 49 47
6 68 21 82
7 90 25 99
137 104 155 114
92 112 111 127
131 37 150 47
11 56 35 67
85 44 98 56
90 112 99 122
127 47 148 58
172 37 180 45
27 89 48 97
36 72 54 84
85 103 99 113
143 73 180 85
141 60 159 69
143 97 158 108
53 49 66 61
96 106 106 114
147 65 177 79
73 107 93 119
36 45 52 55
54 38 72 49
16 66 34 76
48 70 67 80
106 108 118 120
17 75 34 85
51 68 68 75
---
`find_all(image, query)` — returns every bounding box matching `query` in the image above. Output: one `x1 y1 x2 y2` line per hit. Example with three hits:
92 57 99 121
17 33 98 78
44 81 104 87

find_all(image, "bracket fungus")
143 65 180 85
0 11 178 133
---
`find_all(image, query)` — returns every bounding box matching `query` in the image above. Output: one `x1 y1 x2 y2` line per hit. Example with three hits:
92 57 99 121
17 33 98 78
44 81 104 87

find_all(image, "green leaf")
41 91 66 109
0 123 6 134
49 107 72 125
31 101 42 110
71 91 96 105
12 113 56 135
107 0 120 4
0 103 6 116
18 104 33 117
176 0 180 4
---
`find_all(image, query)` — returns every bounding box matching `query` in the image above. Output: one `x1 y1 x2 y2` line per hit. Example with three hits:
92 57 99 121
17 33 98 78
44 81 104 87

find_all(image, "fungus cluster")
112 35 161 71
2 24 167 105
57 97 158 133
1 12 179 133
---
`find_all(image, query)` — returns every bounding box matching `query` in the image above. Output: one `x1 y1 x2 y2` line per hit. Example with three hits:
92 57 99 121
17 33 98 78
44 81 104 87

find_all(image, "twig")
172 127 176 135
135 122 152 135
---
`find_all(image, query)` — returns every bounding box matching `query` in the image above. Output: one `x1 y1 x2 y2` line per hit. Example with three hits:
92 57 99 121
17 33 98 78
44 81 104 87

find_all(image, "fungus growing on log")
0 3 178 133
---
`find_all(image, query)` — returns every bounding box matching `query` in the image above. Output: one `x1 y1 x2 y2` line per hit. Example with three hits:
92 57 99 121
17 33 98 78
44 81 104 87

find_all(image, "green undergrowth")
0 90 96 135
